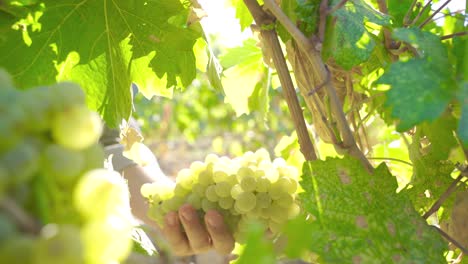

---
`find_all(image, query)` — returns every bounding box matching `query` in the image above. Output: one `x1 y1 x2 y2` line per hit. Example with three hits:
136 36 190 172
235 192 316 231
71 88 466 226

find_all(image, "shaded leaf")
323 0 390 69
299 156 447 263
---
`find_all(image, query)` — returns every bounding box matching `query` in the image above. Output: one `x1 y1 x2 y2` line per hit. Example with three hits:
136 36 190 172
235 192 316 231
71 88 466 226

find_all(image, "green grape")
34 224 83 264
269 180 290 200
213 169 229 183
0 213 17 246
51 104 103 150
268 202 288 223
73 169 131 220
186 193 202 209
201 198 218 211
231 184 243 200
148 205 165 226
254 148 271 163
81 143 104 171
214 181 232 198
226 174 238 185
286 203 300 219
198 169 214 186
80 216 133 264
256 192 272 209
49 82 86 109
21 90 54 133
204 153 219 164
240 175 257 192
1 141 39 185
161 197 184 213
234 192 256 213
192 183 207 197
0 118 22 151
190 161 206 175
276 177 298 194
275 193 294 208
236 166 254 182
176 168 194 189
41 144 85 186
273 157 287 168
255 176 271 192
0 235 35 264
205 185 219 202
174 184 190 197
218 196 234 210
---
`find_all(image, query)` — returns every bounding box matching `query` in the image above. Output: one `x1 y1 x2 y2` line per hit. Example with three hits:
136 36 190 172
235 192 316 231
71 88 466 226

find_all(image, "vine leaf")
299 156 447 263
376 27 457 132
219 39 264 116
235 221 276 264
229 0 254 31
0 0 202 127
322 0 390 70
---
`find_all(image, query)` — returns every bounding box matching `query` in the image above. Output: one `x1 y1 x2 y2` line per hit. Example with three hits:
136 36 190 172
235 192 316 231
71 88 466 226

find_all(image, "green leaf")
248 68 270 124
0 0 202 127
420 115 458 161
206 49 224 94
393 28 449 70
386 0 414 27
283 216 317 259
229 0 253 31
377 58 454 131
235 221 276 264
219 39 264 116
322 0 390 70
299 156 447 263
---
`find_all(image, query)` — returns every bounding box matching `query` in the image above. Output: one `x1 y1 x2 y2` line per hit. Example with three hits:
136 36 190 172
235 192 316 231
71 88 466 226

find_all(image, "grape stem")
440 31 468 40
260 0 374 172
243 0 318 161
408 0 433 27
0 196 41 234
422 171 466 219
403 0 419 26
419 0 452 28
431 225 468 255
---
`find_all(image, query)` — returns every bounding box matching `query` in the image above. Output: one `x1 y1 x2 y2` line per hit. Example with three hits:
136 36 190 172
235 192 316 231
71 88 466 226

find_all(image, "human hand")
161 204 235 256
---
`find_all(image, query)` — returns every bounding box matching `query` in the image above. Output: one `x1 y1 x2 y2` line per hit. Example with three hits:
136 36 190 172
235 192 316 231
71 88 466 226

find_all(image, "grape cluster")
142 149 301 241
0 70 133 264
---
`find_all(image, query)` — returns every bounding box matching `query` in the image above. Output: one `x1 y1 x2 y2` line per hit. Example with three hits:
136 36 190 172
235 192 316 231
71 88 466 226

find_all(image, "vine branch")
262 0 373 172
243 0 317 161
409 0 433 26
441 31 468 40
419 0 452 28
422 172 466 219
431 225 468 255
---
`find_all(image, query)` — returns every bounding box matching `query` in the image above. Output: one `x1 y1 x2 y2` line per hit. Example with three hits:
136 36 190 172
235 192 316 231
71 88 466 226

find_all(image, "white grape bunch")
0 70 133 264
142 149 301 242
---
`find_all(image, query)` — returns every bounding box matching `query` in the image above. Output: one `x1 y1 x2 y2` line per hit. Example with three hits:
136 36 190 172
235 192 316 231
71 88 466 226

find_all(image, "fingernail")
207 215 220 228
167 214 176 226
182 210 192 221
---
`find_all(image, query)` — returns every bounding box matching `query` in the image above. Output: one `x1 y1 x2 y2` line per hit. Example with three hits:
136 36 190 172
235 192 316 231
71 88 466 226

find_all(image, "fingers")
179 204 212 254
205 210 235 255
162 212 191 256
